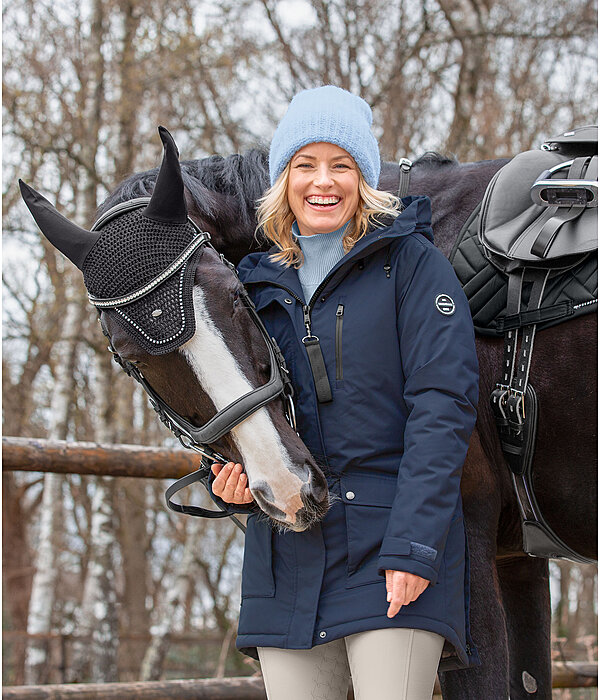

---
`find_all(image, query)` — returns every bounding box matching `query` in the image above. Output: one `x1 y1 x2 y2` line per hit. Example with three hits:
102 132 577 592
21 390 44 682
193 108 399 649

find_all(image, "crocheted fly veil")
19 127 204 354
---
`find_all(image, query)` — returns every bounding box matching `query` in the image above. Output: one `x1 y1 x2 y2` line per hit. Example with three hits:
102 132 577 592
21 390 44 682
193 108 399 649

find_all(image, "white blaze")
179 287 305 517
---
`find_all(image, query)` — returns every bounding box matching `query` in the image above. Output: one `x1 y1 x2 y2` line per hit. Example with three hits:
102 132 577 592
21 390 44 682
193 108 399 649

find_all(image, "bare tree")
3 0 596 685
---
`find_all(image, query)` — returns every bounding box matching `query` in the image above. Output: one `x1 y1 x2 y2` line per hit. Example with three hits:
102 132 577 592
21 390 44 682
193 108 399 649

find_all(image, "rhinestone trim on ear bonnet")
268 85 381 188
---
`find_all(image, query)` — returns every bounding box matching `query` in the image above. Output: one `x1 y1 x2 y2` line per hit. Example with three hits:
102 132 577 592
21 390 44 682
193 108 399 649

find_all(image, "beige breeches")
257 627 444 700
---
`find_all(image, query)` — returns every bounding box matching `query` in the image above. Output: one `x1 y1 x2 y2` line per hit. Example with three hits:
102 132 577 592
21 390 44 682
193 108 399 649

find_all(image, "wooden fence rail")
2 436 198 479
2 664 597 699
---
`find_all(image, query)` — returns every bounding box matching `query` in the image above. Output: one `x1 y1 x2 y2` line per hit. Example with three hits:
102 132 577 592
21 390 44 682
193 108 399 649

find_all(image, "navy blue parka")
209 195 480 670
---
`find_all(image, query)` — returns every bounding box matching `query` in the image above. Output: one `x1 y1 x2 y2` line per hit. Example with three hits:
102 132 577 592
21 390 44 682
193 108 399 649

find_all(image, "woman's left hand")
385 570 430 618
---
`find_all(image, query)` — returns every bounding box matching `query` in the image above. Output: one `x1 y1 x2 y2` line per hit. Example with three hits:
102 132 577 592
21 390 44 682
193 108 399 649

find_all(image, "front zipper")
252 282 333 402
335 304 344 380
245 280 330 340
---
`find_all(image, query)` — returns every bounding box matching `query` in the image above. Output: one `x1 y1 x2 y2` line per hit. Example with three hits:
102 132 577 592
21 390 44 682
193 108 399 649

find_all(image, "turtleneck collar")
292 220 351 302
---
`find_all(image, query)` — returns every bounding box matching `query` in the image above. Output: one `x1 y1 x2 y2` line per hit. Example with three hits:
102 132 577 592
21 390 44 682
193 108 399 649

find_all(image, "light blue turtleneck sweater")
293 220 350 303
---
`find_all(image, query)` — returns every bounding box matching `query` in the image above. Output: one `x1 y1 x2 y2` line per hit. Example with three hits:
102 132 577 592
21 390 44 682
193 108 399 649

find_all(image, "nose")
313 164 333 187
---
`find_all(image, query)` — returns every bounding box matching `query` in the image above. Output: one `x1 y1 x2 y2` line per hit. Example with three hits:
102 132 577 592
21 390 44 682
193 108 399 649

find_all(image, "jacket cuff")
377 535 441 585
207 469 260 515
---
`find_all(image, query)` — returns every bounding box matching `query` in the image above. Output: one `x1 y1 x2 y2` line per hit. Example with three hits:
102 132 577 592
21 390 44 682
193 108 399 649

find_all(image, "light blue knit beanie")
269 85 381 188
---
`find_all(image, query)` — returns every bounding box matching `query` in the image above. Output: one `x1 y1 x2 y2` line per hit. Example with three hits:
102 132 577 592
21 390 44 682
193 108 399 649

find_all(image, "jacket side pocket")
241 515 275 598
342 473 396 589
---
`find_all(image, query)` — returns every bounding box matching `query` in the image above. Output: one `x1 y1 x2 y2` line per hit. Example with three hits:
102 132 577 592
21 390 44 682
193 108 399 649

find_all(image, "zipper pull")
303 305 313 337
383 263 391 278
336 304 344 317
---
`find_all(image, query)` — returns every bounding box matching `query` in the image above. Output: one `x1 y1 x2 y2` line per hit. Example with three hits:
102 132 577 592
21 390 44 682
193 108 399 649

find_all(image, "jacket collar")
238 195 432 290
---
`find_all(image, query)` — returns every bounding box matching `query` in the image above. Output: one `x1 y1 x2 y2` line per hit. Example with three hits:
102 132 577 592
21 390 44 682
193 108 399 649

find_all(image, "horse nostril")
251 482 287 522
307 463 328 502
250 481 272 507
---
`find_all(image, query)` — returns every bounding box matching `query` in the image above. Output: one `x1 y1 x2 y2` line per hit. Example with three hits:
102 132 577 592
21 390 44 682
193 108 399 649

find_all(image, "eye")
334 163 351 169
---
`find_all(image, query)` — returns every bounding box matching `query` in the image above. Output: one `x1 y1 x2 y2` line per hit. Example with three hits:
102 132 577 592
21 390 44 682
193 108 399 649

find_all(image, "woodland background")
2 0 598 695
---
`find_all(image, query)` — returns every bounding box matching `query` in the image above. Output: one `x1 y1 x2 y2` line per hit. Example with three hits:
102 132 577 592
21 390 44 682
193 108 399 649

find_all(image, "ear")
19 179 101 269
143 126 188 224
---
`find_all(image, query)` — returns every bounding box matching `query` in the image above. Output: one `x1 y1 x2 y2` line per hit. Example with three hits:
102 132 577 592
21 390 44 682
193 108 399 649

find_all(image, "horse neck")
383 158 509 258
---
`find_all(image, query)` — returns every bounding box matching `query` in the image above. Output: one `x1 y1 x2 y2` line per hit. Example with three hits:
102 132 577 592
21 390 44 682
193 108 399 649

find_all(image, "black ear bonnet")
87 200 205 355
20 127 210 356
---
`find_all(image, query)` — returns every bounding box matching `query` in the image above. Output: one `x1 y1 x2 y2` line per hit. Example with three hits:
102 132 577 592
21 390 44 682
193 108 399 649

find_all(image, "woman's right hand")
210 462 255 505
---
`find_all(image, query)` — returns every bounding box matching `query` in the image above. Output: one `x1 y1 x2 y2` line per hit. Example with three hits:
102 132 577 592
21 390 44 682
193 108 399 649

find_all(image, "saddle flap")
479 150 598 268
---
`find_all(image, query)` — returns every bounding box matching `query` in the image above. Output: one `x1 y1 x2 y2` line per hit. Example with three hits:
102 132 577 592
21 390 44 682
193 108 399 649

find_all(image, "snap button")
284 298 293 304
345 491 355 500
320 296 326 302
319 631 327 639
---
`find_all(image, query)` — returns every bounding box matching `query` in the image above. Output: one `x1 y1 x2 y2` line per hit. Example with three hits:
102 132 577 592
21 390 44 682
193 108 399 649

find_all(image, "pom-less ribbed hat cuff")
270 131 380 188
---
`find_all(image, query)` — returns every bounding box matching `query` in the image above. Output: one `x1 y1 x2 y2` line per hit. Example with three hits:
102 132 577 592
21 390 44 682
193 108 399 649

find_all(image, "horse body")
177 151 596 697
23 138 596 699
382 157 597 698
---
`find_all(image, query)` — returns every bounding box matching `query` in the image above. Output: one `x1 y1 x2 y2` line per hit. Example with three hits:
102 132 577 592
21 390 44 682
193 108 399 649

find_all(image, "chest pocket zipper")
335 304 344 380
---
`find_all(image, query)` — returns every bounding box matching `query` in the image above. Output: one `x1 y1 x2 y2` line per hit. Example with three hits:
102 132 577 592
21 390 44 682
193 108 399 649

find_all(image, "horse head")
20 126 330 532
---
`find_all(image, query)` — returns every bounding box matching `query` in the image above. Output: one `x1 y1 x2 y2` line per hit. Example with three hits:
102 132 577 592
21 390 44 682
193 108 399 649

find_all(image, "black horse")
22 135 597 699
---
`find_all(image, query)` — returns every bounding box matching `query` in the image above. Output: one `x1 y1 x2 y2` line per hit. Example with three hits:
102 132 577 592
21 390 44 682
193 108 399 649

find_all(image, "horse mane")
412 151 458 167
97 148 270 229
97 147 459 236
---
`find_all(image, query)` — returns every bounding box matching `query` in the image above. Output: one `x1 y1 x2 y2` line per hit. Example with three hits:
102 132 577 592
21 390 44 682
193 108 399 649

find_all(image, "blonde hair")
256 161 402 268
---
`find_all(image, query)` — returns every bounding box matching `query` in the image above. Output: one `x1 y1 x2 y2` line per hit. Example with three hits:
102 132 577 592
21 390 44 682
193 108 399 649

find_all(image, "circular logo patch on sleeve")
435 294 456 315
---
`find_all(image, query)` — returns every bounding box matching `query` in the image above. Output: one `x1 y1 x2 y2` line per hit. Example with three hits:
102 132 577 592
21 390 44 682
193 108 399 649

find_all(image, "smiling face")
287 142 360 236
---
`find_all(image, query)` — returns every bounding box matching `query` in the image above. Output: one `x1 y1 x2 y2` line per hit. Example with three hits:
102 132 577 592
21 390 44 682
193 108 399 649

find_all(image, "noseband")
90 198 297 530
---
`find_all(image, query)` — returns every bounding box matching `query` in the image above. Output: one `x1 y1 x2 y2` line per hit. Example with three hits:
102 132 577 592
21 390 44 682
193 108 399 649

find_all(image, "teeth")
307 196 340 205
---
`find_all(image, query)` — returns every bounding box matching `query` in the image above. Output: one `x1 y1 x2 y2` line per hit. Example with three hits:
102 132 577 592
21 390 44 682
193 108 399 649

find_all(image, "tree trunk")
68 348 119 681
140 517 202 681
2 473 34 684
25 289 84 683
116 478 150 680
438 0 491 160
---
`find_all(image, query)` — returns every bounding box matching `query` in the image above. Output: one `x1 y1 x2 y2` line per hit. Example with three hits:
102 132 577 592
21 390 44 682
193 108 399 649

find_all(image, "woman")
209 85 480 699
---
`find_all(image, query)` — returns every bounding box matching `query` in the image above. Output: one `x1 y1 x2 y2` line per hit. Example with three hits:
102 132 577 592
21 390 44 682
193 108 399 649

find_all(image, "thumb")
385 570 392 598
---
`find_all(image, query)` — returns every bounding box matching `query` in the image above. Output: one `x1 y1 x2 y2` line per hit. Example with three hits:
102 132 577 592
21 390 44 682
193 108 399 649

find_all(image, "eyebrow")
292 153 354 162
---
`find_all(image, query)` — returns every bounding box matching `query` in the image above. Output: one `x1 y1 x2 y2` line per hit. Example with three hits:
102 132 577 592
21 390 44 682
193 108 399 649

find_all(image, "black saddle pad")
450 203 598 337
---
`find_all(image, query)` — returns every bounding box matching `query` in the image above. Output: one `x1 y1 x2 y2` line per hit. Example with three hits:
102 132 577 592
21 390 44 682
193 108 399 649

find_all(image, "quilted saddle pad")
449 203 597 337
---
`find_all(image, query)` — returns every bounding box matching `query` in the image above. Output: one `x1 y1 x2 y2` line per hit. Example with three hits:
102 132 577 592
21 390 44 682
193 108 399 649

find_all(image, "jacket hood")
238 195 433 285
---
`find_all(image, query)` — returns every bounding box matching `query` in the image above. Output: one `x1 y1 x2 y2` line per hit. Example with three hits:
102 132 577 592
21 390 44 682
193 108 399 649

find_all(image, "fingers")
387 572 408 618
385 571 430 618
211 462 254 505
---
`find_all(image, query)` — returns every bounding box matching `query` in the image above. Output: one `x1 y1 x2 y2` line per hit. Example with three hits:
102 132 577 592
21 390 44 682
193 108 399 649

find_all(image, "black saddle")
451 127 597 336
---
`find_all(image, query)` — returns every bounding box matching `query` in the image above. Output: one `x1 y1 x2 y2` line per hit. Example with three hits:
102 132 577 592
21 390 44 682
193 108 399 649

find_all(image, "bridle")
90 198 297 531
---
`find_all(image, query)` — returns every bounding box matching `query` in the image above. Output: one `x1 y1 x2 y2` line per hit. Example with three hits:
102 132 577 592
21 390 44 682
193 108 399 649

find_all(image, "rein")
91 199 297 533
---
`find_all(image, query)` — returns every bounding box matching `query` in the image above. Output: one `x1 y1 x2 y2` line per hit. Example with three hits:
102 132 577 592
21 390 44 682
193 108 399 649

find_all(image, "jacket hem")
236 612 480 670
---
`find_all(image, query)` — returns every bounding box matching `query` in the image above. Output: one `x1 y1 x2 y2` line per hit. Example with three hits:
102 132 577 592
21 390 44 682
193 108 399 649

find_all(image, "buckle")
398 157 412 172
507 388 526 421
531 179 597 207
